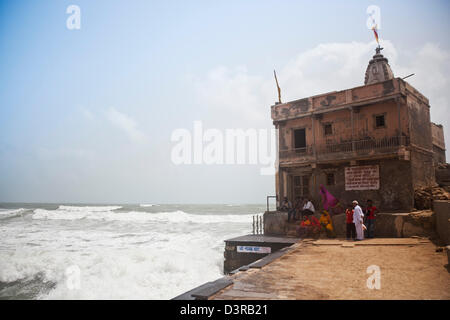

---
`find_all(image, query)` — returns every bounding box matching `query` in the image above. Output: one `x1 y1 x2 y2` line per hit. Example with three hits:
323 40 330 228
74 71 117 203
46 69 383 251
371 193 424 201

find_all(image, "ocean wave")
32 208 254 224
139 204 159 207
31 205 122 220
0 208 28 219
144 210 254 224
0 231 236 299
1 204 254 299
57 205 122 211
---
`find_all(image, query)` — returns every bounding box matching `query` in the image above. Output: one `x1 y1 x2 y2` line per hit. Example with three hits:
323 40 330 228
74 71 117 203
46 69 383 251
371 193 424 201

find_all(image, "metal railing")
252 215 264 235
279 146 314 158
316 136 408 154
266 195 277 212
280 136 409 160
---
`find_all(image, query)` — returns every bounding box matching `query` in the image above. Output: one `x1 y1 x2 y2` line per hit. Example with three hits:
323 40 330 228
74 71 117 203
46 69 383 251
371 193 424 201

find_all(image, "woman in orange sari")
319 210 336 238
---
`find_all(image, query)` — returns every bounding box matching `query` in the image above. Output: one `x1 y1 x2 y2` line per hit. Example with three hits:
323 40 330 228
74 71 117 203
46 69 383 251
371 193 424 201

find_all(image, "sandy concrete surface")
211 238 450 300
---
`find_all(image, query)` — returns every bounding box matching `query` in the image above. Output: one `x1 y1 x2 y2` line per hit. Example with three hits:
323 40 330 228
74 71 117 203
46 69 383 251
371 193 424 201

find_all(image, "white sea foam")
0 237 226 299
32 205 122 221
58 205 122 211
0 208 26 215
0 204 256 299
0 223 248 299
139 204 159 207
32 208 254 224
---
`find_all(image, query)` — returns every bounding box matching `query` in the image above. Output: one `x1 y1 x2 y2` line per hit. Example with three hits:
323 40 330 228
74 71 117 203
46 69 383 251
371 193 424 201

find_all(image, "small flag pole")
274 70 282 104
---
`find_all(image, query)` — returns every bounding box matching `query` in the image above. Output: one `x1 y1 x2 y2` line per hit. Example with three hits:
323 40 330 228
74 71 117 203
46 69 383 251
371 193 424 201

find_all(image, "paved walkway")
310 237 430 246
211 238 450 300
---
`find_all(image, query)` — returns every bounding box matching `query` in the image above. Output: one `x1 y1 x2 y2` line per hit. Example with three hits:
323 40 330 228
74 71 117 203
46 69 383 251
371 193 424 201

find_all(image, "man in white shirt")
352 200 364 241
301 197 315 217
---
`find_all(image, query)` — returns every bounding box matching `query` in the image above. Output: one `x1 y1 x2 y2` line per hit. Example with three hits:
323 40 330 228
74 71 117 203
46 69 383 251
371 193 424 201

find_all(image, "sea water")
0 203 263 299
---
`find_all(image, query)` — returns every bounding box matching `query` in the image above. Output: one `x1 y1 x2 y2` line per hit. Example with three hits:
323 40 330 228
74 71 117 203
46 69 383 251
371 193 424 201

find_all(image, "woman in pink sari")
319 185 342 214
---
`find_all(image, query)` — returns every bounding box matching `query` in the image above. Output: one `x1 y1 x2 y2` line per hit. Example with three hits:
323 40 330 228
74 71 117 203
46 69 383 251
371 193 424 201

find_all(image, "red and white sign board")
345 165 380 190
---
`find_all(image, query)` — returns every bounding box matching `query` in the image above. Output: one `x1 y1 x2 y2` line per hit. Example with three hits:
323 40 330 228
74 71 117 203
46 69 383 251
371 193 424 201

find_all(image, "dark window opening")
324 123 332 136
294 128 306 151
375 115 385 128
302 176 309 196
293 175 310 198
326 173 335 186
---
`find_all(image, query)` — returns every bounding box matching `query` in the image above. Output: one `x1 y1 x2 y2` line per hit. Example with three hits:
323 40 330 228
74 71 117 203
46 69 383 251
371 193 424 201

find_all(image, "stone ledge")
172 277 233 300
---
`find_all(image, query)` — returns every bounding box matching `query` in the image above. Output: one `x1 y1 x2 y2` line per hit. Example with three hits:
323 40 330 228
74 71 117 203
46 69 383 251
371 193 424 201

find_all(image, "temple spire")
364 46 394 85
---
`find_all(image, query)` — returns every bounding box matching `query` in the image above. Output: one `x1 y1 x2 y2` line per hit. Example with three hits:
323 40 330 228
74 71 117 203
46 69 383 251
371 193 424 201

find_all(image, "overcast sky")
1 0 449 204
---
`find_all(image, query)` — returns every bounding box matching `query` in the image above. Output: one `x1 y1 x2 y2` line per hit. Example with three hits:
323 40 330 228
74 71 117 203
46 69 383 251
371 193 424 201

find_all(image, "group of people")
279 196 335 238
279 196 379 240
346 199 379 241
279 196 315 222
295 210 336 238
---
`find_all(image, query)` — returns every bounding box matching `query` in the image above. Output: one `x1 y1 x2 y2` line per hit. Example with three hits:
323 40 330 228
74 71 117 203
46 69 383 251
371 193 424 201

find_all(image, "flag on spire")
372 25 379 45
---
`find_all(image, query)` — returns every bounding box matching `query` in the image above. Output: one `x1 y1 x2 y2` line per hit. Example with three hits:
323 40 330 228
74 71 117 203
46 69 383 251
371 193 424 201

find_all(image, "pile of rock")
408 210 435 233
414 185 450 210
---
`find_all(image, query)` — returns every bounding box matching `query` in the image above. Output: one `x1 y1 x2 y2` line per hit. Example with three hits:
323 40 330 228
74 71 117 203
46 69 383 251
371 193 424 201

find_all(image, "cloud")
36 147 92 160
192 40 450 158
191 66 273 127
106 108 147 144
280 40 395 98
81 108 94 120
190 41 393 128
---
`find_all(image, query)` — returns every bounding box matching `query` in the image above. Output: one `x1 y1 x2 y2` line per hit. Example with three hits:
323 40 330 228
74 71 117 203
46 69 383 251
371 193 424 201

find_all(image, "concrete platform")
210 238 450 300
223 234 300 274
312 238 429 246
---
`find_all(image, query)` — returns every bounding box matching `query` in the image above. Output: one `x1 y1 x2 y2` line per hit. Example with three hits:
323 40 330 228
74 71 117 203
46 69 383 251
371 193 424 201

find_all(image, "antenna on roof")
402 73 415 80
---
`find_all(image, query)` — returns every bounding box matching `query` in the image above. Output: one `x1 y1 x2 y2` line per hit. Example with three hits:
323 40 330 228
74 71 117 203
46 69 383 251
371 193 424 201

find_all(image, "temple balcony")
279 136 410 166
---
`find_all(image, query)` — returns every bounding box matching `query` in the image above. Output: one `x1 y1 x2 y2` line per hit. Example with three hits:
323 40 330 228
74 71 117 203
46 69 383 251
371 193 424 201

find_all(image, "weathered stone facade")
271 48 445 212
431 123 446 165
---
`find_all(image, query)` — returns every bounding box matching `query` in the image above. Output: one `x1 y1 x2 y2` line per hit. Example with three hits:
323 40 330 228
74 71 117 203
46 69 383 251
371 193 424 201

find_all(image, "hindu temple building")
271 47 446 212
175 47 450 299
